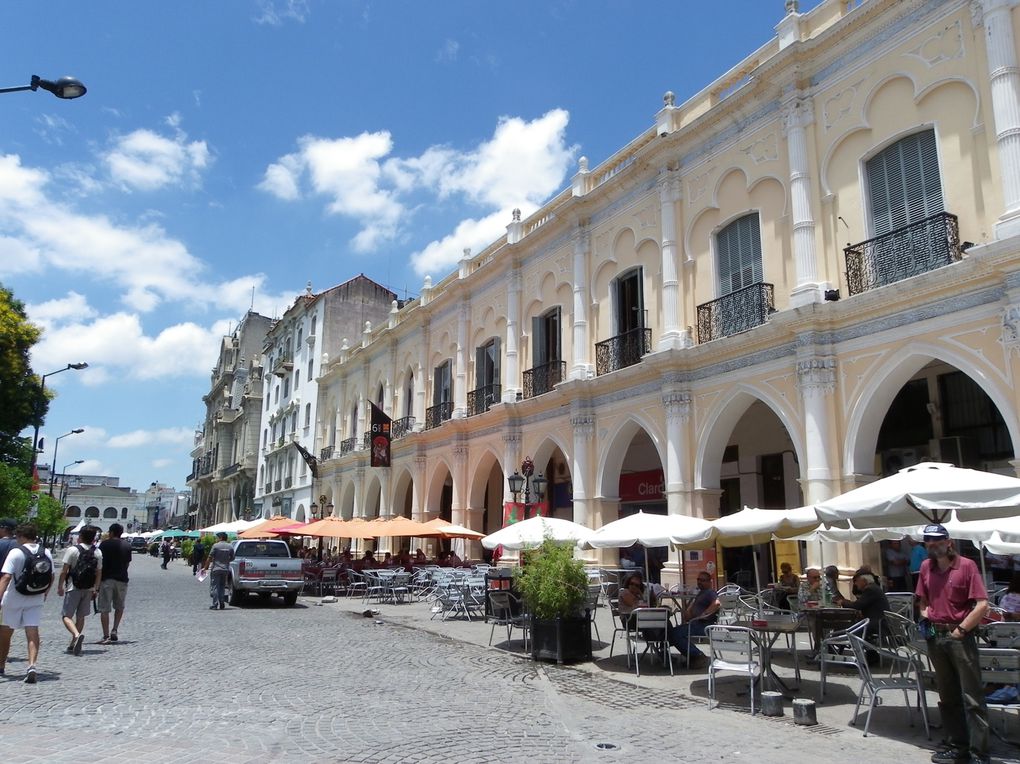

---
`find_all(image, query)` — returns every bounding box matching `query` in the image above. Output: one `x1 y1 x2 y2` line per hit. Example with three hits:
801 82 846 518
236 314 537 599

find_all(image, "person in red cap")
915 523 989 764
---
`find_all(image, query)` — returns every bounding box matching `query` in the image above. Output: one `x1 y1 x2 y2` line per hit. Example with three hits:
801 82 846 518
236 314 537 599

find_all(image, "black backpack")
14 544 54 595
70 544 98 589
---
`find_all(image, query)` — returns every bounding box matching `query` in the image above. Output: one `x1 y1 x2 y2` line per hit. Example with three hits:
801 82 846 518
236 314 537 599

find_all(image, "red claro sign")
619 469 664 502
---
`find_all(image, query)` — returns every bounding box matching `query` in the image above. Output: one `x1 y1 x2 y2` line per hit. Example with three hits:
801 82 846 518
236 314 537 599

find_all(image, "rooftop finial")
512 208 521 222
663 91 675 107
785 0 798 13
305 280 313 295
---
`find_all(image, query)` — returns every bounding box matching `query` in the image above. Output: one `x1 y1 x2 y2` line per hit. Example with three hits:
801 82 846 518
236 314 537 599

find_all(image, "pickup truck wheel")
227 578 244 606
282 591 298 607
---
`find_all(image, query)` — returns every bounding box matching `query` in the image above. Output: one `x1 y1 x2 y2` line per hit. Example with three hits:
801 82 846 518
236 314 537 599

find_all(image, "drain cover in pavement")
594 743 620 751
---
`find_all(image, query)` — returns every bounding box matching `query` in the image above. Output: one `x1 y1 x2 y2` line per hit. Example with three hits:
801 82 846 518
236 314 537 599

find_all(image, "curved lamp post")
58 459 85 508
29 362 88 477
48 428 84 494
507 456 547 521
0 75 87 99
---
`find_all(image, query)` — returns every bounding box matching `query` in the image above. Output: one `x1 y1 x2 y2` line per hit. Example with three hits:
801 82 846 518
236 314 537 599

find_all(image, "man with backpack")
0 523 54 683
57 525 102 656
0 518 17 568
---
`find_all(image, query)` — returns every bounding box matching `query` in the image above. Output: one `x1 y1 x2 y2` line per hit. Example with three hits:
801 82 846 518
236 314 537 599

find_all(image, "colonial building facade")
254 277 396 522
311 0 1020 581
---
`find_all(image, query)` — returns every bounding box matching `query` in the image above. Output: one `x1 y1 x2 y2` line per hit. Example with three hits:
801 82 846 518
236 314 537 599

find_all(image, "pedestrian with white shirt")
57 525 102 656
0 523 55 683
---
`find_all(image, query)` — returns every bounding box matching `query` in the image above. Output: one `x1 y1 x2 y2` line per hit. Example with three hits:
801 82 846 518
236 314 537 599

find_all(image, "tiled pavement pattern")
1 557 1017 763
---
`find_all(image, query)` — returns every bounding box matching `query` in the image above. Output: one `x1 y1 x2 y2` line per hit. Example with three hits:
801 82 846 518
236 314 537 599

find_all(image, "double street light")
0 74 87 100
508 456 547 520
29 362 88 477
309 494 334 561
49 429 84 494
58 459 85 507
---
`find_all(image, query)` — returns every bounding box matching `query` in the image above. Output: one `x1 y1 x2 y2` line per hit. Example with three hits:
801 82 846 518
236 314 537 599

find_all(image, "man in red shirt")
915 524 989 764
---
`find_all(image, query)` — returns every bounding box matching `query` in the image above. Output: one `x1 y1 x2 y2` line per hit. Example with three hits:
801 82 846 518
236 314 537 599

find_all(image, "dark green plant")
514 537 589 620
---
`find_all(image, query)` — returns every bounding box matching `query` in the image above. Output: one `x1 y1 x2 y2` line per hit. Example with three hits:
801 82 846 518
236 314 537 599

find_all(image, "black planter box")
529 613 593 664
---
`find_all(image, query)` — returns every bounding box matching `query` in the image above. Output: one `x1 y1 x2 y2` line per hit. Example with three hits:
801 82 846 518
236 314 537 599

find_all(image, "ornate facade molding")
797 356 837 397
1000 303 1020 353
661 388 692 422
781 95 815 136
570 414 596 440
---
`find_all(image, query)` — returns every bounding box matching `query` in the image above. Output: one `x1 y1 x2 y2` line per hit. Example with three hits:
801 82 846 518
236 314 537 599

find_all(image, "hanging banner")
502 501 549 525
369 402 391 467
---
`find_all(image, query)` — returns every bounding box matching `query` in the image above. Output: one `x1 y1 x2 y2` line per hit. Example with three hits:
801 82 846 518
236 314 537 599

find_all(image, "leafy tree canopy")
0 284 48 468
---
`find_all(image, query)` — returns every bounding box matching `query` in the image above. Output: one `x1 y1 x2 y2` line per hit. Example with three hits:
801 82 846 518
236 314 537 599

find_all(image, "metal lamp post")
48 429 84 494
58 459 85 508
0 75 87 99
29 362 88 477
507 456 548 521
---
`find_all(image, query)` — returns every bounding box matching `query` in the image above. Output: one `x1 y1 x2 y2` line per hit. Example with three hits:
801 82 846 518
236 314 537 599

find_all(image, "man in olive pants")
202 532 234 610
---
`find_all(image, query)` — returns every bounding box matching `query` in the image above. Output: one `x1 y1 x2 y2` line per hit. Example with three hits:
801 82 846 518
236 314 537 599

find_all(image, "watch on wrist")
956 626 967 636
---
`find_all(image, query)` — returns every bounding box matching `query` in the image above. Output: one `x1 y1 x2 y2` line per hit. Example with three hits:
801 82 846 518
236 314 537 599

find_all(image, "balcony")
272 353 294 378
320 445 334 462
340 437 356 455
523 360 565 399
425 401 454 430
264 482 272 494
697 282 775 344
186 471 196 482
392 416 415 439
363 432 372 450
274 479 282 492
467 384 500 416
595 327 652 376
284 476 293 488
844 212 962 296
220 463 239 478
217 406 239 423
199 454 215 476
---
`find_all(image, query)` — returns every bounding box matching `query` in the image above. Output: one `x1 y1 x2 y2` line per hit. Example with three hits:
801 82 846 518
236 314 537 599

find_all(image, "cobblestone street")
1 556 1016 763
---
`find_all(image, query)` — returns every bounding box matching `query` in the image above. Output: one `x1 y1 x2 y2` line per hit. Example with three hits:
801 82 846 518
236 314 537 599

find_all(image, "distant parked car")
129 536 148 553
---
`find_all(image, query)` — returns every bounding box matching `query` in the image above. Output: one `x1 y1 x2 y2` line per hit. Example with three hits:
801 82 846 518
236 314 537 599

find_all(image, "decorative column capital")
1000 303 1020 353
452 443 469 467
797 356 837 397
662 388 692 421
354 467 365 482
570 414 596 440
781 95 814 135
502 430 522 446
572 224 590 254
656 168 683 203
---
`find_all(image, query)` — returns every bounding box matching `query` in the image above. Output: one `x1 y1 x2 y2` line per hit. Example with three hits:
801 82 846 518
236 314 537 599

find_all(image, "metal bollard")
792 698 817 725
761 691 784 717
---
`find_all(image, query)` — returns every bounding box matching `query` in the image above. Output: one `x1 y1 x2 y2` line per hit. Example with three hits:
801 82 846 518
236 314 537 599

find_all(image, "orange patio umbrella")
266 521 310 536
419 517 485 540
300 516 379 539
238 516 299 539
368 516 434 537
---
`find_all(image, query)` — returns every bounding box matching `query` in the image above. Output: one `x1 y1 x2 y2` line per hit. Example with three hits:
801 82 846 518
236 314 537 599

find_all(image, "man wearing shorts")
57 525 102 655
0 523 53 683
97 523 131 645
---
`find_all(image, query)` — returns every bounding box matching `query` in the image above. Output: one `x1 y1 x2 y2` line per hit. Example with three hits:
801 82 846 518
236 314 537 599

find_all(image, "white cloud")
260 110 576 264
152 458 174 468
253 0 309 25
103 120 211 192
26 291 97 325
436 39 460 63
410 207 534 277
108 427 194 449
70 458 105 475
0 234 43 276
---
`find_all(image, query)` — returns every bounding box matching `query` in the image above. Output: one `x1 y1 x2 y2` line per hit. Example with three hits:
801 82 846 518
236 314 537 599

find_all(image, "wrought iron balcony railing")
697 282 775 343
523 360 565 399
363 432 372 450
340 437 356 455
844 212 962 296
186 471 196 482
425 401 454 430
284 476 293 488
467 384 500 416
595 327 652 376
274 479 282 492
320 445 334 462
264 482 272 494
392 416 415 439
220 463 239 478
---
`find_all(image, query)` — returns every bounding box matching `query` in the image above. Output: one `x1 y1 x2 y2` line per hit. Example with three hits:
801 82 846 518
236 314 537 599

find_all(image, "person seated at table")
776 562 799 608
448 550 463 567
849 564 875 597
798 568 824 607
1000 572 1020 621
824 565 844 602
361 550 377 568
414 548 427 563
382 552 394 567
835 570 889 646
618 573 649 629
666 572 719 669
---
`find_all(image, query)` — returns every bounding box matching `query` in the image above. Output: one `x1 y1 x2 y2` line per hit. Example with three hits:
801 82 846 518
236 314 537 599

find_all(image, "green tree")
0 284 48 468
0 459 33 520
35 493 69 540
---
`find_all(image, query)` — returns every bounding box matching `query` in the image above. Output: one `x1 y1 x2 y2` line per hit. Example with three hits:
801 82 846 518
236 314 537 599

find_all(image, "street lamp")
0 74 87 99
29 362 88 477
58 459 85 509
309 494 331 561
48 428 84 494
508 456 547 520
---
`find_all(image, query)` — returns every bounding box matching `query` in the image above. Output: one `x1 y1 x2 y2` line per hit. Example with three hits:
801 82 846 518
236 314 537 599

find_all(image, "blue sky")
2 0 823 493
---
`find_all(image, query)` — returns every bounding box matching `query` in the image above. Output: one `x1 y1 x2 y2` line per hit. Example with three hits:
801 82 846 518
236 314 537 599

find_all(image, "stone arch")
65 506 81 518
426 459 454 519
844 343 1020 475
391 467 414 519
338 481 357 521
468 447 504 510
696 384 806 489
103 507 117 519
85 506 99 518
596 414 666 499
363 473 383 519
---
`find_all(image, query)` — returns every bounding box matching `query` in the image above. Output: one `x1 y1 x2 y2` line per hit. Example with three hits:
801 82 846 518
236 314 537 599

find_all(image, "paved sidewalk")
323 586 1020 761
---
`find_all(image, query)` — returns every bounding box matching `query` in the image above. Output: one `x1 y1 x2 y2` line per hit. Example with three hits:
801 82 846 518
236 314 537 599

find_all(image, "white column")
783 94 825 306
980 0 1020 236
377 467 392 517
450 443 469 555
570 409 595 528
661 384 692 516
505 266 521 402
412 455 428 521
796 353 840 504
415 322 428 431
502 430 522 508
657 169 686 350
454 299 469 418
571 225 593 380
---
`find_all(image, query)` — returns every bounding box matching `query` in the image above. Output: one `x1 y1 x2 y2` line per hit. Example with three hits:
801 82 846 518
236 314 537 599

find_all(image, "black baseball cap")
922 523 950 541
0 518 16 532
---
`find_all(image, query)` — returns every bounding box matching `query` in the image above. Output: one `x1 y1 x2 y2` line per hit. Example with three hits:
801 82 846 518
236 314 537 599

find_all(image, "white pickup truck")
226 539 304 607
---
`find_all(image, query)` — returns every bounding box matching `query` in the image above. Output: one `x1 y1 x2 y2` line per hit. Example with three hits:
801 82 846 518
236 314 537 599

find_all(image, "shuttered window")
716 213 763 295
532 307 561 366
475 338 500 387
866 129 943 236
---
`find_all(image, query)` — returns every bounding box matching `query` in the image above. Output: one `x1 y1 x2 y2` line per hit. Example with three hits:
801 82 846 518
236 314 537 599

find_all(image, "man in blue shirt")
667 572 720 668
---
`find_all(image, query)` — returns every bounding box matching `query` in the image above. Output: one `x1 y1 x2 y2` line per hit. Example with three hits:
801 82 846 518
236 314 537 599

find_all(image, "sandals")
110 631 118 642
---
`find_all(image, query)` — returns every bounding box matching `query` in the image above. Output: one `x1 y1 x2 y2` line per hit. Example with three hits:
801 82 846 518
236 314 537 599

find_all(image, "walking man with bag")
0 523 54 682
57 525 102 656
202 532 234 610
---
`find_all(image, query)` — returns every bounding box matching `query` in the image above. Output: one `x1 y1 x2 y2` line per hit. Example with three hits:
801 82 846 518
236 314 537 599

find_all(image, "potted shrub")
515 537 592 664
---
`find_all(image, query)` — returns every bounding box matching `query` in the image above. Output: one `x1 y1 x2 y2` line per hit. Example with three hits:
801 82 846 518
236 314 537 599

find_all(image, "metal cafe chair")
845 632 931 739
706 625 762 715
487 590 529 652
628 607 673 677
818 617 869 699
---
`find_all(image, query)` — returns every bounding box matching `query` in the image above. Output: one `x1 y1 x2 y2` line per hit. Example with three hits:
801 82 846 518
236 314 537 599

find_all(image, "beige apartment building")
313 0 1020 582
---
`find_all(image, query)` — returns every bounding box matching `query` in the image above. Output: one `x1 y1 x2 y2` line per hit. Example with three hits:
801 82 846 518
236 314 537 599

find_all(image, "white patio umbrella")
814 462 1020 528
984 534 1020 556
481 515 593 551
582 510 714 583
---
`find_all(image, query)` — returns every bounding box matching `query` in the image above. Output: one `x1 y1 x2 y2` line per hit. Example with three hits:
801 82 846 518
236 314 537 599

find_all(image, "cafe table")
734 615 804 695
